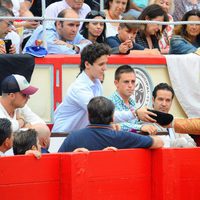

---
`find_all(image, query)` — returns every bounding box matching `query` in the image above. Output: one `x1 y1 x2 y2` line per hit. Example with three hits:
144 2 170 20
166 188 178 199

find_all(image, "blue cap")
25 46 48 57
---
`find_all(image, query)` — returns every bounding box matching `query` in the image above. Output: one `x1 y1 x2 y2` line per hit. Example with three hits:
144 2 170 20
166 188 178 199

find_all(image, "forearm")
174 118 200 135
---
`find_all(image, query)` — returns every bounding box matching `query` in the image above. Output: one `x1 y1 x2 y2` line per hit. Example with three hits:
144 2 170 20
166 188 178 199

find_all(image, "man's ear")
114 79 119 87
56 21 62 29
85 61 91 69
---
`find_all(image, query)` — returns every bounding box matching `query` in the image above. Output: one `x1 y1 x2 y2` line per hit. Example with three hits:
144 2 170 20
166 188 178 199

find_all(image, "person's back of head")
0 118 13 153
87 96 115 125
13 129 40 155
79 43 110 73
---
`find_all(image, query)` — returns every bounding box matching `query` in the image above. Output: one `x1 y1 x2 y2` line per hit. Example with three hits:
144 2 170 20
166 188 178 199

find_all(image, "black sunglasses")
87 10 106 18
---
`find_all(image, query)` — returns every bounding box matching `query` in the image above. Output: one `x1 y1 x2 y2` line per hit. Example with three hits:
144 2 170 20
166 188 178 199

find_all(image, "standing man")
152 83 196 147
52 43 110 133
23 8 91 54
110 65 157 134
0 118 13 156
0 74 50 137
58 96 163 152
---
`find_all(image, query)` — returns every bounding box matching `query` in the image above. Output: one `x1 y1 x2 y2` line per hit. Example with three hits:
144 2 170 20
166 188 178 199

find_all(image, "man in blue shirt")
58 96 163 152
23 8 91 54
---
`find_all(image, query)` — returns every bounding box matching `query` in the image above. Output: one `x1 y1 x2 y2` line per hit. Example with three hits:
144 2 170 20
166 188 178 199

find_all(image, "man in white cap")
0 74 50 151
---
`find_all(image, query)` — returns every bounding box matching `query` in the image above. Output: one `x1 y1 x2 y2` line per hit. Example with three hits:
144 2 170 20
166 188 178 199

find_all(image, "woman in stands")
149 0 174 54
135 4 169 52
80 11 106 43
169 9 200 54
104 0 131 37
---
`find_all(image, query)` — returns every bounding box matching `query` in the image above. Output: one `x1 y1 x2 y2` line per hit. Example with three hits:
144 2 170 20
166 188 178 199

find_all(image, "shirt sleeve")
116 131 153 148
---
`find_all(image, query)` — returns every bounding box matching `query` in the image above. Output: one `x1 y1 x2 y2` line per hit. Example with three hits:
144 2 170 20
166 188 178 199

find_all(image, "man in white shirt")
45 0 91 28
0 74 50 137
0 118 13 156
152 83 196 147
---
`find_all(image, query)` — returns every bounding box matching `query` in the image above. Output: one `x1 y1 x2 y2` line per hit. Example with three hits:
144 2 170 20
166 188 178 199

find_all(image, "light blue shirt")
23 23 91 54
109 91 142 131
52 71 103 133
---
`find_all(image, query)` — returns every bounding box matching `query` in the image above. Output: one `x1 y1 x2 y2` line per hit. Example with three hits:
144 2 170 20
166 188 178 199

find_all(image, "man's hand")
9 44 16 54
103 146 118 151
73 148 89 153
25 150 41 159
141 125 157 135
135 107 157 122
111 123 121 131
119 40 132 54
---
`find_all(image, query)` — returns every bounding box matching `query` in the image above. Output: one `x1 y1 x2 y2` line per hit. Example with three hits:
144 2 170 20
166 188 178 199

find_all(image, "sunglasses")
87 11 106 18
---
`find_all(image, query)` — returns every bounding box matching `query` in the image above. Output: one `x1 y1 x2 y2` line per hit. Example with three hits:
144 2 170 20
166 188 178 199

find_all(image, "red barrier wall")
1 148 200 200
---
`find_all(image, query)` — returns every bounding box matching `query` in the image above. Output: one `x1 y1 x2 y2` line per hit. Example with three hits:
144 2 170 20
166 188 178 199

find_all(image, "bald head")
56 8 80 41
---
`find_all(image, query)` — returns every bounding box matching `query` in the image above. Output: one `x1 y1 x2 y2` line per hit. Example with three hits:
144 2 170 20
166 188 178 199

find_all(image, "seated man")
13 129 41 158
106 15 160 55
0 6 16 54
0 118 13 156
152 83 196 147
23 8 91 54
58 96 163 152
109 65 157 134
0 74 50 137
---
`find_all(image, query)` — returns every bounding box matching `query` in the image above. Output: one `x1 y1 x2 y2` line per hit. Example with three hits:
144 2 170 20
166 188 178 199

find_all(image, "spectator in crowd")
173 0 200 21
23 8 91 54
152 83 196 147
169 9 200 54
106 15 161 55
0 6 16 54
149 0 174 54
52 43 110 133
0 74 50 138
135 4 168 52
126 0 148 18
58 96 163 152
80 10 106 43
104 0 131 37
45 0 91 28
109 65 157 134
106 15 144 54
13 129 42 158
0 118 13 156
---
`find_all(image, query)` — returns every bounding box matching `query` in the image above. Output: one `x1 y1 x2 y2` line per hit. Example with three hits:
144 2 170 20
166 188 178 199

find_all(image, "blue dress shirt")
23 23 91 54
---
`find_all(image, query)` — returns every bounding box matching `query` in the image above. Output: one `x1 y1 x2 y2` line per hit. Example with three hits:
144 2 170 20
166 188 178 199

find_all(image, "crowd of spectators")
0 0 199 55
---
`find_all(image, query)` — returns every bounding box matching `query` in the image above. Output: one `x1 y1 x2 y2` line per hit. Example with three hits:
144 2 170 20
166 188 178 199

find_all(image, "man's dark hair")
55 8 68 27
115 65 135 81
152 83 175 99
79 43 110 73
0 118 12 146
87 96 115 125
13 129 38 155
